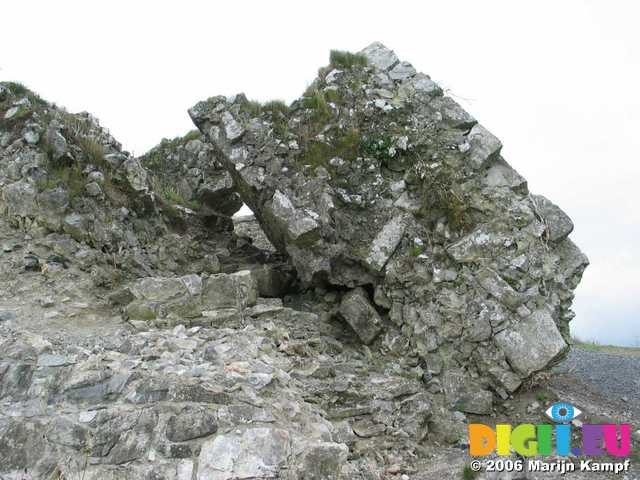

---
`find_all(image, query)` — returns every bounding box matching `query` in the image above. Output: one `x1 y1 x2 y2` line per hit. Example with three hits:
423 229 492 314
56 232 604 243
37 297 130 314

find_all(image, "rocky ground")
0 43 625 479
0 215 635 479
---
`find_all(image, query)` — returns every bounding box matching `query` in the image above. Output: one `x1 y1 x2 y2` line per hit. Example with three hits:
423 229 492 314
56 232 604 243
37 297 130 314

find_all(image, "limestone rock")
339 287 383 344
495 309 568 376
190 42 587 404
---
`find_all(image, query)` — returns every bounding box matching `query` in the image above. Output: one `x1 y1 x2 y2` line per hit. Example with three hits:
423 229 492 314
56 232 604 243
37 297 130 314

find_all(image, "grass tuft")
162 185 200 211
302 89 333 124
300 128 360 170
462 464 478 480
183 129 201 142
329 50 368 69
262 100 290 115
77 137 106 168
360 135 395 161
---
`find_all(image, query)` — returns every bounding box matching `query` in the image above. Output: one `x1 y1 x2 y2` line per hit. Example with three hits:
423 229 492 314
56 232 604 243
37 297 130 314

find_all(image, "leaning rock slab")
190 42 588 407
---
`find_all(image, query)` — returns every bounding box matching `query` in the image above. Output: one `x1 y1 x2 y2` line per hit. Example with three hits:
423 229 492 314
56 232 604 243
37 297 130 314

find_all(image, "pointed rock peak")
359 41 400 71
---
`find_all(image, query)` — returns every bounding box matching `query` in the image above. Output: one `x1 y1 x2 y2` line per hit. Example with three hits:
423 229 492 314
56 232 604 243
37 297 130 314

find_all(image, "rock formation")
140 131 242 230
0 42 588 479
189 41 588 406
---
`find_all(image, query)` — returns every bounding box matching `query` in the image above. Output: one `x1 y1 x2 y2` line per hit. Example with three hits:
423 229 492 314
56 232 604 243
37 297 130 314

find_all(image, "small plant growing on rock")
359 135 395 161
162 185 200 211
299 128 360 171
302 88 332 123
241 99 264 117
77 136 107 169
412 159 471 231
462 464 478 480
182 129 201 142
329 50 368 69
262 100 290 115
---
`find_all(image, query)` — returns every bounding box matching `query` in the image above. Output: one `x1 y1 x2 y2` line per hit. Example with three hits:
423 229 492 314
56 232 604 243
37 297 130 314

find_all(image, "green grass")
183 129 201 142
37 163 85 201
535 392 549 403
261 100 290 137
360 135 394 161
329 50 368 69
409 244 425 257
3 81 29 96
162 186 200 210
77 137 107 168
573 341 640 356
462 465 478 480
1 82 47 106
299 128 360 170
262 100 290 115
413 162 471 231
302 88 332 124
237 99 291 137
241 99 264 117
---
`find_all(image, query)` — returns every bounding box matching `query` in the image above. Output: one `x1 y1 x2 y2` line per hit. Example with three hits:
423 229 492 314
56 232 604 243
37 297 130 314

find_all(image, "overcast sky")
2 1 638 345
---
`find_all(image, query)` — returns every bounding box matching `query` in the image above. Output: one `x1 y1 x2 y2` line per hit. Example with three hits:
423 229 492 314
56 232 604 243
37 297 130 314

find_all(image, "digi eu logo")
469 402 631 457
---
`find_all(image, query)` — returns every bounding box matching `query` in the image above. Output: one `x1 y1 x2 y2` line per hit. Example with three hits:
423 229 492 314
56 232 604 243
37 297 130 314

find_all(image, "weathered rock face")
0 82 161 250
190 43 588 403
0 46 591 479
140 131 243 227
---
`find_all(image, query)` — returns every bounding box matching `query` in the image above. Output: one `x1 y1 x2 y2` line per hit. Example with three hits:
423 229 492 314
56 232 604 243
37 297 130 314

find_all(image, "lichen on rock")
190 42 588 413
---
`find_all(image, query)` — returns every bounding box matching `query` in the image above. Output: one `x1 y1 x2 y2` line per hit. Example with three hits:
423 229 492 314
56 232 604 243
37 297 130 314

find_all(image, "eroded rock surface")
140 131 243 228
0 43 591 479
190 42 588 409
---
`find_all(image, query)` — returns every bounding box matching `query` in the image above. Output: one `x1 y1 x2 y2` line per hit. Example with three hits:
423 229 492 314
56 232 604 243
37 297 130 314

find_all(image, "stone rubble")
0 41 589 479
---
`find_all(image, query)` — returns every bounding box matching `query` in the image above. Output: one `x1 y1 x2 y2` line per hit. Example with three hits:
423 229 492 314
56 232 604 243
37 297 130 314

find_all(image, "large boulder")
190 43 588 399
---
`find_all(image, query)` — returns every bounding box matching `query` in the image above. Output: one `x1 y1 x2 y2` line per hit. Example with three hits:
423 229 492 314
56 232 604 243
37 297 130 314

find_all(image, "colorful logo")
469 402 631 457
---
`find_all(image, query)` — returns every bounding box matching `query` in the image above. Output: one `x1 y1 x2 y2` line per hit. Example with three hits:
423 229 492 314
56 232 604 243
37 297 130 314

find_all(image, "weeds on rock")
329 50 368 69
77 137 106 168
412 159 471 231
300 128 360 171
462 464 478 480
360 135 395 161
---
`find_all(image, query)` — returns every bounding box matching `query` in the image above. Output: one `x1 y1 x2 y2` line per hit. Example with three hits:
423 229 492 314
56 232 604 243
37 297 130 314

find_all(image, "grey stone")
202 270 258 310
476 268 526 309
360 41 399 71
533 194 574 242
23 130 40 145
85 181 102 197
0 311 17 322
297 442 349 479
166 408 218 442
221 110 245 142
46 127 68 160
3 181 37 217
62 213 89 242
455 389 493 415
37 354 70 367
366 215 408 272
389 61 417 81
339 288 383 345
466 124 502 169
197 428 290 480
268 190 320 245
495 309 567 376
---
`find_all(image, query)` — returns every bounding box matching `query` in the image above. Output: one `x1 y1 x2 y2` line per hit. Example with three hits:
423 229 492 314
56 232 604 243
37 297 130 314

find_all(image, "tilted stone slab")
190 42 588 410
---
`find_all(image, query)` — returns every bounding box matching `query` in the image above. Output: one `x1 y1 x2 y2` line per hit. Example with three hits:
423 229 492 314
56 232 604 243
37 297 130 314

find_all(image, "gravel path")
556 347 640 410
